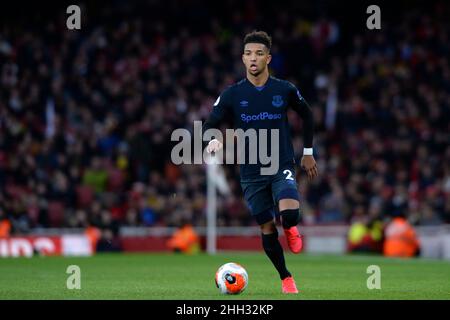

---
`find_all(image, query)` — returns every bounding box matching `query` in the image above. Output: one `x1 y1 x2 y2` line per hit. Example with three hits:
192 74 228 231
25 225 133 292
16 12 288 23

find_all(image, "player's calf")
280 208 300 229
280 209 303 254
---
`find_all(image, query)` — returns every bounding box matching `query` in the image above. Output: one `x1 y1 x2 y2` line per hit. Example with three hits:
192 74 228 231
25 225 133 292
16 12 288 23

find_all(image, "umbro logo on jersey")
240 100 249 107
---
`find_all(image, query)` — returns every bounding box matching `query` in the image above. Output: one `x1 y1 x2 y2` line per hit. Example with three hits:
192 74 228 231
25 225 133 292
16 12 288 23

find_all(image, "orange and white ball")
215 262 248 294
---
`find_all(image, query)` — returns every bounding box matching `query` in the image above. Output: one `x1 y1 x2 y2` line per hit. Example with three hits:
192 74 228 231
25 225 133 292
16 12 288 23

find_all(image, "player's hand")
301 155 318 181
206 139 223 153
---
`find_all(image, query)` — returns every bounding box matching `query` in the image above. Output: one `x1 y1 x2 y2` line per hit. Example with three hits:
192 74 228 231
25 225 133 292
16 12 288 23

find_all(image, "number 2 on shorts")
283 169 294 181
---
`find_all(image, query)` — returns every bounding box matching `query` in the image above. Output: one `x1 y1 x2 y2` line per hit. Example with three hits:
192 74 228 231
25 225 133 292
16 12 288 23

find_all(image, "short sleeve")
286 82 307 110
209 88 232 121
203 87 233 132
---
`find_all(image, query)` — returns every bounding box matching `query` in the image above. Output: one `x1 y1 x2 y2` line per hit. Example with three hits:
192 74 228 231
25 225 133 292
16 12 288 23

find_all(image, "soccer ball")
215 262 248 294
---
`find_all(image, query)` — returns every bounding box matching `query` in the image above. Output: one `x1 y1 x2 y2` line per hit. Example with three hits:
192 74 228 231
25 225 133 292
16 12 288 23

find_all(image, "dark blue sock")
262 231 291 280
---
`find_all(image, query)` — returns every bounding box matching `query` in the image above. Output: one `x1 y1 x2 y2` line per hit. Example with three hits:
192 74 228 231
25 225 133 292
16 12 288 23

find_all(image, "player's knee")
260 221 277 234
280 208 301 229
254 209 274 227
261 229 279 252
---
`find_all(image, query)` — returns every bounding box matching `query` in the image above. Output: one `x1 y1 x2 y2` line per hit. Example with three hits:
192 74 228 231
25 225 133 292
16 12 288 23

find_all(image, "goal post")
206 158 217 255
206 155 230 255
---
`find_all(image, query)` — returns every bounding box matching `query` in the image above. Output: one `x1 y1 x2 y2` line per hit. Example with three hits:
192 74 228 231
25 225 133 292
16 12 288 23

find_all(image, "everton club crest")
272 95 283 107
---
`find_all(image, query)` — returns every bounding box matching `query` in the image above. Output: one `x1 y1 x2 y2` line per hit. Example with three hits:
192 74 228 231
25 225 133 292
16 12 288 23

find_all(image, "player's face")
242 43 271 76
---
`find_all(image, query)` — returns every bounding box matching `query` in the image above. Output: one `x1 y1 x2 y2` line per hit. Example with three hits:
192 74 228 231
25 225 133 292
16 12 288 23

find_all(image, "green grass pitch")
0 252 449 299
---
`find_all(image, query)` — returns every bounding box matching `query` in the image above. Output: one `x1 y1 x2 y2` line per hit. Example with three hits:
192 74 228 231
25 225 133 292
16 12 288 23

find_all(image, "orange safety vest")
383 217 420 257
85 226 101 252
0 220 11 238
167 225 199 253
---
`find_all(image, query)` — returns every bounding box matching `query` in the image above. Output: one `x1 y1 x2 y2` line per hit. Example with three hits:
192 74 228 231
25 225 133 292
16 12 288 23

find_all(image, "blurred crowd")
0 0 449 236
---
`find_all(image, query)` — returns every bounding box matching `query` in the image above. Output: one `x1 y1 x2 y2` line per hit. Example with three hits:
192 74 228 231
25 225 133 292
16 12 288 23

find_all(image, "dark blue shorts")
240 165 300 223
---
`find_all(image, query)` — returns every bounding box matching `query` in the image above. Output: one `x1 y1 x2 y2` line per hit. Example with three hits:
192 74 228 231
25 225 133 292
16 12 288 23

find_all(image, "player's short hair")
243 30 272 52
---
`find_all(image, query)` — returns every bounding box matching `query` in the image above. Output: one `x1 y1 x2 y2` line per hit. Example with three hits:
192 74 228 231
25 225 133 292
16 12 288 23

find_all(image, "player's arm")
288 84 318 180
202 90 231 153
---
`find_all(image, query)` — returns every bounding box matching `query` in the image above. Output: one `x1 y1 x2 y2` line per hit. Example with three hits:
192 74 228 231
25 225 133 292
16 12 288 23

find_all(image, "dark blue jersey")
203 76 314 178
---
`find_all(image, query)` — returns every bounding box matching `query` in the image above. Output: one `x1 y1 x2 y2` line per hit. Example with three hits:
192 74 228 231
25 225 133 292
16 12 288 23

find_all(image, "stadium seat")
76 185 95 207
47 201 65 228
107 168 125 192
